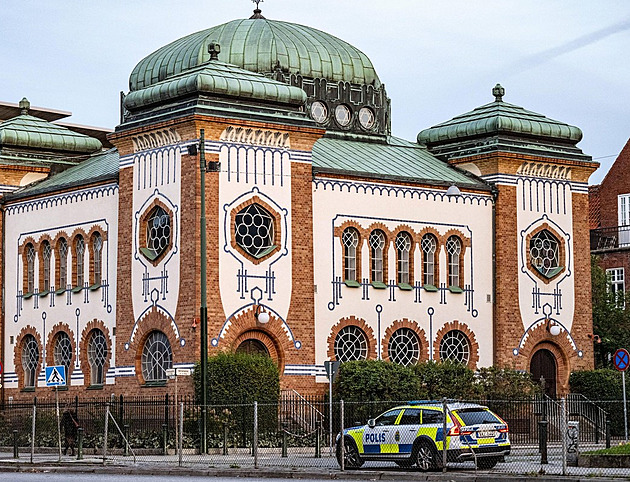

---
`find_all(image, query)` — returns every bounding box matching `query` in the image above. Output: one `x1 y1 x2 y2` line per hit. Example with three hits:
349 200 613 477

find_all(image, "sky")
1 0 629 184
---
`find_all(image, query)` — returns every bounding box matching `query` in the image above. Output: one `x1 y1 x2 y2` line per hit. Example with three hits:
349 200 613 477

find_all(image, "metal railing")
591 225 630 251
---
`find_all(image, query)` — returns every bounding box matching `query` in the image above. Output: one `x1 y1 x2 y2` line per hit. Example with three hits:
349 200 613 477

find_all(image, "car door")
396 407 421 455
362 409 401 454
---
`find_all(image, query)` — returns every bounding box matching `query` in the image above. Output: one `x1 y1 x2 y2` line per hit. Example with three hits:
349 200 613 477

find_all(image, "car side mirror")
368 419 376 428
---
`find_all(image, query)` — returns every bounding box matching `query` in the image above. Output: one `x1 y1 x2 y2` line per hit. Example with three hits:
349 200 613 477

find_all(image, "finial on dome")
493 83 505 102
208 42 221 61
19 97 30 115
250 0 265 19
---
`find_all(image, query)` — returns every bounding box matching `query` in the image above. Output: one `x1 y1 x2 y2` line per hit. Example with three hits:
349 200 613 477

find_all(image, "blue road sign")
614 348 630 372
45 365 66 387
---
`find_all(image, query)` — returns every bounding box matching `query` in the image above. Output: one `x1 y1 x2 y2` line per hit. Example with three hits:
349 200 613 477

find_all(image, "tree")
592 255 630 368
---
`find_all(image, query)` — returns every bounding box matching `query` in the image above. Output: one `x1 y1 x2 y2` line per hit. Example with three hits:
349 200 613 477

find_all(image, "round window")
334 325 368 362
142 206 171 262
235 203 275 258
335 105 352 127
439 330 470 364
310 101 328 123
388 328 420 366
358 107 375 129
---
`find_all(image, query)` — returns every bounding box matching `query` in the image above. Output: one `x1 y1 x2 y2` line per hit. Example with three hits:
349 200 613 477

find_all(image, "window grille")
26 244 35 293
93 233 102 285
75 236 85 288
396 232 412 284
145 206 171 260
388 328 420 366
234 203 275 258
59 238 68 290
439 330 470 364
53 332 72 375
42 241 51 292
529 230 561 278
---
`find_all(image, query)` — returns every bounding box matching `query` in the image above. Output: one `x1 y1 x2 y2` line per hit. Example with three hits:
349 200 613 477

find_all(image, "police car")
336 401 510 470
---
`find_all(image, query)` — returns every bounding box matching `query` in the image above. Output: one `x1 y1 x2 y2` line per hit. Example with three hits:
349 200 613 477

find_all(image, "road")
0 475 339 482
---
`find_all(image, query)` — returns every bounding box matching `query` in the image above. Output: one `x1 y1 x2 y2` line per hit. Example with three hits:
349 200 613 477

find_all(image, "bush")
412 360 480 400
476 366 540 400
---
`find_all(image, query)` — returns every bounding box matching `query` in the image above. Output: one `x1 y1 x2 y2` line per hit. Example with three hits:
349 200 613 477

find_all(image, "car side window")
421 409 444 425
398 408 420 425
375 409 401 426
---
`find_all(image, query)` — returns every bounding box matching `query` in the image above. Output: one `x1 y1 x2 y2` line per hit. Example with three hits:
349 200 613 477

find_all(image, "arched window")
396 232 412 285
75 235 85 288
41 241 51 293
388 328 421 366
421 234 437 286
141 331 173 383
369 230 386 283
21 335 39 388
342 228 359 282
25 243 36 293
530 230 562 278
334 326 368 362
439 330 470 364
87 329 107 386
53 332 72 376
57 238 68 292
92 232 103 286
446 236 462 288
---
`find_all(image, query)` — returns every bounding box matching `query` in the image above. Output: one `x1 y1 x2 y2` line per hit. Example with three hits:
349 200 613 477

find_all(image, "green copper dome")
129 17 381 92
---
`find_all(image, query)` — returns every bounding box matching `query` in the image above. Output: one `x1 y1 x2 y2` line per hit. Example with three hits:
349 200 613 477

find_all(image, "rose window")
235 203 275 258
142 206 171 261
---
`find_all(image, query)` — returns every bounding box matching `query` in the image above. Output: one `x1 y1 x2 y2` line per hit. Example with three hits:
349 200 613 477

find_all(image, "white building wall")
3 183 118 388
312 178 494 383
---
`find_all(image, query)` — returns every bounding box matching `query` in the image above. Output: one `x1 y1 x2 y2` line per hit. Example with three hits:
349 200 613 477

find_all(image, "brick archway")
327 316 377 361
13 326 43 390
79 320 112 387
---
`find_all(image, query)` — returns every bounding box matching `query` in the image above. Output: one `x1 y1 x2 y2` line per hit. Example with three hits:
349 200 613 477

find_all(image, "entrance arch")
236 338 270 357
530 349 557 397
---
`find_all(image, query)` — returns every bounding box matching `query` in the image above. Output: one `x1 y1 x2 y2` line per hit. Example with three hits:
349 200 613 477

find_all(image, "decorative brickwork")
327 316 377 361
434 320 479 369
382 319 429 364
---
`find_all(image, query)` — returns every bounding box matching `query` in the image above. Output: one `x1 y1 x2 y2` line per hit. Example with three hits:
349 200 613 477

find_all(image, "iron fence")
3 394 630 478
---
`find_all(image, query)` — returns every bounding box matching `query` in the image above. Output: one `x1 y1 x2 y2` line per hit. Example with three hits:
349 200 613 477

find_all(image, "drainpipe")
491 186 499 365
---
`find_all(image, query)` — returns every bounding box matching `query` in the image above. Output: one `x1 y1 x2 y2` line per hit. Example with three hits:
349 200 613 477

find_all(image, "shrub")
476 366 540 400
412 360 480 400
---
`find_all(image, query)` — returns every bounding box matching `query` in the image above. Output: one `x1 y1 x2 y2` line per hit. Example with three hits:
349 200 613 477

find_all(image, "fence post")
253 401 258 468
30 401 36 464
340 400 345 472
606 418 611 448
178 402 184 467
123 424 130 456
13 430 18 459
315 425 321 458
223 424 229 456
103 403 110 464
162 423 168 455
442 398 448 472
281 430 287 458
561 397 567 476
77 427 84 460
538 420 548 464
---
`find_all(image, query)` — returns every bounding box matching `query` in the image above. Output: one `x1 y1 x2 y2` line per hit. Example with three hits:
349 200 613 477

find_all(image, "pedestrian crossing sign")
45 365 66 387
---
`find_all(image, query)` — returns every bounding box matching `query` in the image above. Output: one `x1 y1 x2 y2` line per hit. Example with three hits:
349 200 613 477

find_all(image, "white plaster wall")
3 184 118 388
215 144 294 349
516 179 576 344
128 146 182 350
312 179 494 382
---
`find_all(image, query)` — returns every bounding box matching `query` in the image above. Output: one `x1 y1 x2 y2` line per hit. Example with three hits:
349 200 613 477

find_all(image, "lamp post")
199 128 208 454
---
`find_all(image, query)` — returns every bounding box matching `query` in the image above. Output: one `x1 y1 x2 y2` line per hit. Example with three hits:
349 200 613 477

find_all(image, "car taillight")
448 419 462 436
499 425 509 433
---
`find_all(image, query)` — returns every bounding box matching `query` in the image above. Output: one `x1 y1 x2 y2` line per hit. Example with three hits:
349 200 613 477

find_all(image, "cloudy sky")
1 1 628 184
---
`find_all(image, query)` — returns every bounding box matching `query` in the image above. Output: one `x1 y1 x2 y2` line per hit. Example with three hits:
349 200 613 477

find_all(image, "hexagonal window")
234 203 277 259
140 205 172 263
530 229 562 279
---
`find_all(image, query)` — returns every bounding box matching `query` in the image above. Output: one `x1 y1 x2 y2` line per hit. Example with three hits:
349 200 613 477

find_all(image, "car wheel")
414 440 437 471
477 457 499 469
395 460 414 468
336 438 364 469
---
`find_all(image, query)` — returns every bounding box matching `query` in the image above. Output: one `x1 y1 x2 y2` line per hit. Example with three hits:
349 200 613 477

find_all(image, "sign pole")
624 371 628 442
56 387 62 461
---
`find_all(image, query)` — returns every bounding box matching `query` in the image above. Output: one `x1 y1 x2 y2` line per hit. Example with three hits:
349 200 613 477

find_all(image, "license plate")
477 431 497 438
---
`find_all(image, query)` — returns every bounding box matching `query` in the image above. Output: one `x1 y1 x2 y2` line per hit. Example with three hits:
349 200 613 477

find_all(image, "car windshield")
375 409 401 426
455 409 502 426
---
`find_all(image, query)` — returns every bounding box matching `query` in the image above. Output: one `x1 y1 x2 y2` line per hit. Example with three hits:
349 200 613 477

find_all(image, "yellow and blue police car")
336 401 510 471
